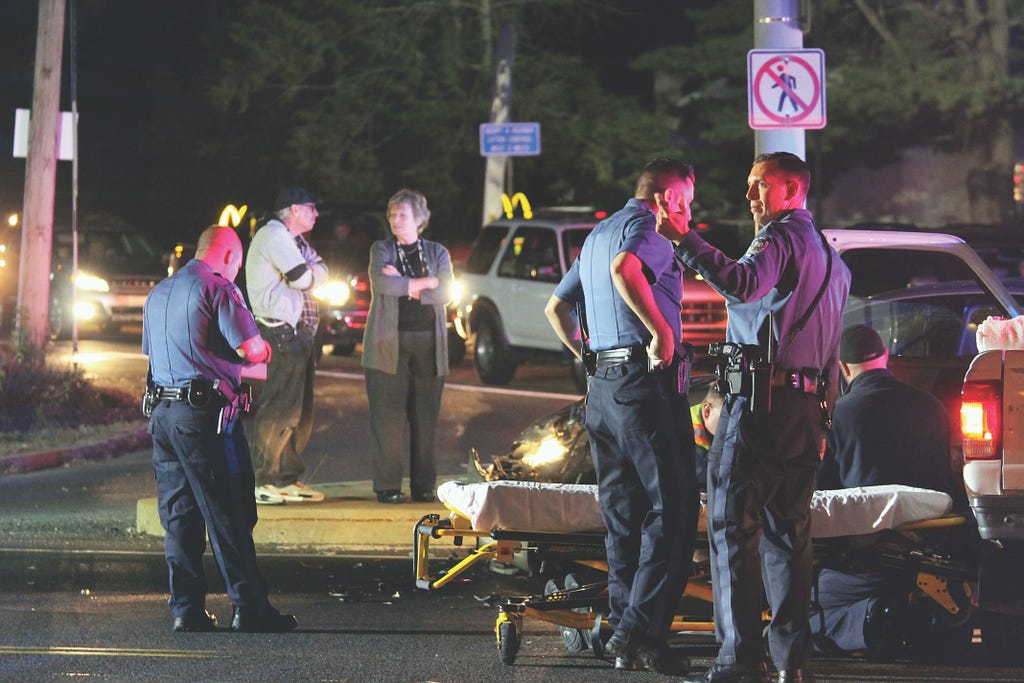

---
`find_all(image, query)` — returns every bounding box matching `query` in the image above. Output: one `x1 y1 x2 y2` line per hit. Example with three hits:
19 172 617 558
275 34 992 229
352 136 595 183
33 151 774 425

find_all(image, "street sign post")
479 122 541 156
747 49 826 130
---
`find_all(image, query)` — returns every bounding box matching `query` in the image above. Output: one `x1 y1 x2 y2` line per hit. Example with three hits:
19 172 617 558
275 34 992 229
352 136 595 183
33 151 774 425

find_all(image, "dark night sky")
0 1 695 250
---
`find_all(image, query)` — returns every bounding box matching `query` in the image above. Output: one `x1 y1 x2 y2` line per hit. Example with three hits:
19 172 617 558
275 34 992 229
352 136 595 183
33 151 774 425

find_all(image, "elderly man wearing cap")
812 323 961 659
244 187 328 505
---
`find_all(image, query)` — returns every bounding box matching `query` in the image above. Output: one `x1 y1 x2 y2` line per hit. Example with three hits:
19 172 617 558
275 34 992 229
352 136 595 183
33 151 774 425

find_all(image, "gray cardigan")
361 237 452 376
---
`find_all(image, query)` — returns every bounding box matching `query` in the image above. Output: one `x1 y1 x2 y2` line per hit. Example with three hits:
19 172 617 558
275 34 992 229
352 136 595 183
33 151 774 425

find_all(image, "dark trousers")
365 330 444 494
811 568 890 653
150 401 271 618
248 322 315 487
707 388 823 670
585 360 698 643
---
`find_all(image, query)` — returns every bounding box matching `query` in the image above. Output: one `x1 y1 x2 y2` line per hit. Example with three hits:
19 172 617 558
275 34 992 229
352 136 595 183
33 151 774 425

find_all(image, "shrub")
0 342 138 433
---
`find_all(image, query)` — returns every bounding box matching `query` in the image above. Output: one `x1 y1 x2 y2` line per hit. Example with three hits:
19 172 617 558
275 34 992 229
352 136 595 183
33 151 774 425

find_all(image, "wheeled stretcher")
413 480 972 665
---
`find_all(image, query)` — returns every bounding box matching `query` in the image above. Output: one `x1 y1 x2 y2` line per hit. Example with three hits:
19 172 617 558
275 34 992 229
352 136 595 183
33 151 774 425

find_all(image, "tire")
497 619 521 665
981 610 1024 665
473 314 516 385
331 342 356 356
447 330 467 367
48 297 68 341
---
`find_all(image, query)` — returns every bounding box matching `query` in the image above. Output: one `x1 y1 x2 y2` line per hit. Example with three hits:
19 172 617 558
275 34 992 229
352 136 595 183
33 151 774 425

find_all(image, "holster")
709 341 773 416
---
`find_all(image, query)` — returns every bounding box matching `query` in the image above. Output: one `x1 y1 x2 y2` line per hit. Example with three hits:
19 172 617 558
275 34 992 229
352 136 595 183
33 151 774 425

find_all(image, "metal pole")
69 0 79 360
753 0 804 160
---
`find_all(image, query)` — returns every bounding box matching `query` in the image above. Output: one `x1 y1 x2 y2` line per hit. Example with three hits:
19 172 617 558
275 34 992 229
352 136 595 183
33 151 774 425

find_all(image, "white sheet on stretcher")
437 481 952 539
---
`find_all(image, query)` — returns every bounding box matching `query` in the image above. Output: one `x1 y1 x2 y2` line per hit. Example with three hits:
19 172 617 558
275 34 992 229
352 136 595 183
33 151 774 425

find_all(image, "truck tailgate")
1005 350 1024 490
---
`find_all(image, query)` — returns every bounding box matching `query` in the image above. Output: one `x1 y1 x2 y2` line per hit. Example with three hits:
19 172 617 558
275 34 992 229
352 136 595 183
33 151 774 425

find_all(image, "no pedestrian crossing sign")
479 122 541 156
747 49 826 130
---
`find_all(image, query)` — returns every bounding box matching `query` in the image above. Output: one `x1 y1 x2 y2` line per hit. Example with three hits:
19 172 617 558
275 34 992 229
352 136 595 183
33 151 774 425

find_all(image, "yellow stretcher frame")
414 509 975 666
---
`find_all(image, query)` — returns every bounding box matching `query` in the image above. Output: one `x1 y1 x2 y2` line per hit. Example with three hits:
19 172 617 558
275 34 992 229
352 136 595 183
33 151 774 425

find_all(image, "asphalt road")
49 334 583 485
2 335 1023 680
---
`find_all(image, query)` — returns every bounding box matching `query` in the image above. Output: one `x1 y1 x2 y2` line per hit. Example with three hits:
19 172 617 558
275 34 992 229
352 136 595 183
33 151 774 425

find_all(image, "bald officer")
143 225 297 633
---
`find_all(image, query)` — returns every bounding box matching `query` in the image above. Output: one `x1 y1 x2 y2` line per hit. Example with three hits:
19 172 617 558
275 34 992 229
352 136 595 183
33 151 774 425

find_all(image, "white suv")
456 209 595 389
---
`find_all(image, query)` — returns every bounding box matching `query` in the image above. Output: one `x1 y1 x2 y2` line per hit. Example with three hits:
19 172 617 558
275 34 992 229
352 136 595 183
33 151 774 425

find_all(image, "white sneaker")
255 485 286 505
276 483 325 503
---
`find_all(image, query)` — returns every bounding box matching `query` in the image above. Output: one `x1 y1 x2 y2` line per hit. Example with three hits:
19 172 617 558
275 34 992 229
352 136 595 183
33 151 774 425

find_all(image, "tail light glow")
961 381 1001 461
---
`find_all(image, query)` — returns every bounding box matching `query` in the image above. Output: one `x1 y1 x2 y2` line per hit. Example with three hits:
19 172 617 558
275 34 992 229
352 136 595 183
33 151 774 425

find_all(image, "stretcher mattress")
437 480 952 539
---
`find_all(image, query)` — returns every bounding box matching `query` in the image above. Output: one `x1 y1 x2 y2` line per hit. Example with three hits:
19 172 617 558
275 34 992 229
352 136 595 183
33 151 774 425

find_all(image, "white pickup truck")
961 316 1024 655
827 228 1024 660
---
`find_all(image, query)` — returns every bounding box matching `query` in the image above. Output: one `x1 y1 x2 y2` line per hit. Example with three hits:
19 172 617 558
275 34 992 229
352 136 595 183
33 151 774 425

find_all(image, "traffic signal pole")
753 0 805 160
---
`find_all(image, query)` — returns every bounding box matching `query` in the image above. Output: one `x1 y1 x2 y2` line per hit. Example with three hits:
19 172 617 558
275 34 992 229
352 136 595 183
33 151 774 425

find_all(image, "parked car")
455 208 729 392
48 225 167 339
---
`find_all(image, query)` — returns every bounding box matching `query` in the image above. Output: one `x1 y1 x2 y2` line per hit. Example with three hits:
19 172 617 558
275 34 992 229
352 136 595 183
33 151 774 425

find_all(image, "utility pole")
18 0 66 350
753 0 804 160
481 23 515 226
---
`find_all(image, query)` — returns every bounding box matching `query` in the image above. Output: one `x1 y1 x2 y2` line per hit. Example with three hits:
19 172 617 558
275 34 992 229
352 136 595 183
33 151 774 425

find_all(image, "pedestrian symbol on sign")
773 61 799 113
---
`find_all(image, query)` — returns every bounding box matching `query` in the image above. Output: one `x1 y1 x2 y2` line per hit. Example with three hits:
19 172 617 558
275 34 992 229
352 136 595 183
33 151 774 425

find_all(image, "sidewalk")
2 429 468 557
137 479 461 555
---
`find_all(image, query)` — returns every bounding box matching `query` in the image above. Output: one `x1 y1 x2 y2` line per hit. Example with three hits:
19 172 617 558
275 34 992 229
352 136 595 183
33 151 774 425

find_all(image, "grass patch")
0 342 143 455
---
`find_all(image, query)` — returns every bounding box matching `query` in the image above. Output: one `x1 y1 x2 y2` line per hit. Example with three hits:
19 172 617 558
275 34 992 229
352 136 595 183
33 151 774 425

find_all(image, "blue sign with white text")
480 122 541 156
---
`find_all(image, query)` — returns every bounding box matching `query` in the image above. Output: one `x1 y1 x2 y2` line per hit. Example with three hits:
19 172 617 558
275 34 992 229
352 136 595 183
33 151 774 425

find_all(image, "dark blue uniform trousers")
707 388 822 670
585 360 698 643
150 401 271 619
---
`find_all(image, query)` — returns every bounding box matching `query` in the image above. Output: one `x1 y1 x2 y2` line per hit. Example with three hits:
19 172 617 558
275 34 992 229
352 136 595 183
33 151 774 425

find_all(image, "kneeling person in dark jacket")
814 324 961 658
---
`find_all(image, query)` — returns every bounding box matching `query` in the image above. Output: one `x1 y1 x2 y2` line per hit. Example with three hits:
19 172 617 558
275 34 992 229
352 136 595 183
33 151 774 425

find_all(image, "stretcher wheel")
498 619 521 665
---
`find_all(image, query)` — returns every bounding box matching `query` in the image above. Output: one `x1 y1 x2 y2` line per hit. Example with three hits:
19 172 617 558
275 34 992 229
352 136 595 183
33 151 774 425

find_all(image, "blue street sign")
479 122 541 156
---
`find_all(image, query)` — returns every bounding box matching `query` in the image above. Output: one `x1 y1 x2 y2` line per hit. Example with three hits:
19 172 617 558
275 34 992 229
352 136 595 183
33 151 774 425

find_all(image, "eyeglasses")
299 203 318 212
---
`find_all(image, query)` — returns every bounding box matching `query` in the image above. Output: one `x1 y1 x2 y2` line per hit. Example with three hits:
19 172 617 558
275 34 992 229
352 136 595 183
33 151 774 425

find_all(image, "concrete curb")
0 428 151 474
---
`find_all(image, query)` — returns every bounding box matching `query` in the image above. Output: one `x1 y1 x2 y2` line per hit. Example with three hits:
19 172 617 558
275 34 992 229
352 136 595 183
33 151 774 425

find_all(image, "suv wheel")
473 314 517 385
48 297 68 341
331 342 357 356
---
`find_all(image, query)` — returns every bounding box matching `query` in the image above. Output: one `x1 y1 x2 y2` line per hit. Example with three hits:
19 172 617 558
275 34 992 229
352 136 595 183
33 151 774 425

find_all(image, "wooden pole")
17 0 66 350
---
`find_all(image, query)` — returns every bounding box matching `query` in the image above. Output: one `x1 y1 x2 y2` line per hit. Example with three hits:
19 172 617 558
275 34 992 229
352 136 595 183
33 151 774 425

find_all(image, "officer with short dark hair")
657 152 851 683
143 224 297 634
546 157 699 675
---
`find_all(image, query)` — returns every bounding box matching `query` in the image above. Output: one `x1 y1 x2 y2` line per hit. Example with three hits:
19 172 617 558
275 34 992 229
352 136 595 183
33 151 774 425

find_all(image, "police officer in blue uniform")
546 158 699 675
142 225 297 633
657 152 851 683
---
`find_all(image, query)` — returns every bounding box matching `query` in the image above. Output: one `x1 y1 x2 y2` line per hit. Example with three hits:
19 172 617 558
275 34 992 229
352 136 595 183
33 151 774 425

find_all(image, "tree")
816 0 1023 224
636 0 1024 224
205 0 672 242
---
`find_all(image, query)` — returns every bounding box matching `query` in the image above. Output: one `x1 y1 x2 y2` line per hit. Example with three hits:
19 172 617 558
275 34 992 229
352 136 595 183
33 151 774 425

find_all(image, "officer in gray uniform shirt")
657 152 851 683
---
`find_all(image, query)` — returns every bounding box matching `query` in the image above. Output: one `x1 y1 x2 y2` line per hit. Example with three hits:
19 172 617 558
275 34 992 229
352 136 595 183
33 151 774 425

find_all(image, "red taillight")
961 381 1001 461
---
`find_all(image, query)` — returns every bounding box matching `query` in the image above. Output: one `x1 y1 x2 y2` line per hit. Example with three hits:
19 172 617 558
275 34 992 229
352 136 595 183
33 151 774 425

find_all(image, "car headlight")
313 280 351 306
450 279 464 307
74 272 110 293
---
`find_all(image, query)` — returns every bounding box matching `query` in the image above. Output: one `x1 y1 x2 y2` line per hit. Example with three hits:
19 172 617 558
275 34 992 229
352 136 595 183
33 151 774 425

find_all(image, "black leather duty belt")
771 369 821 394
154 386 189 401
595 344 647 369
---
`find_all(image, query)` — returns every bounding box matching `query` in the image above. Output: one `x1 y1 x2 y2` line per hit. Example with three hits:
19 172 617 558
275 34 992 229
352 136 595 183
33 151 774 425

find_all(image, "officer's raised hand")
654 189 690 244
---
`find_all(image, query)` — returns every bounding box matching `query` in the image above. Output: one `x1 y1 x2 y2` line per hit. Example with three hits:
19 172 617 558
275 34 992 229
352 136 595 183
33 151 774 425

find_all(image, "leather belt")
772 369 821 394
154 386 189 401
595 344 647 369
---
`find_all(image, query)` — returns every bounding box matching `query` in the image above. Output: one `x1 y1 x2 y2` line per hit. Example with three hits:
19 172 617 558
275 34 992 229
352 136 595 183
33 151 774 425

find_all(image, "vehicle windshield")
53 230 164 275
843 285 1008 359
562 228 592 268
